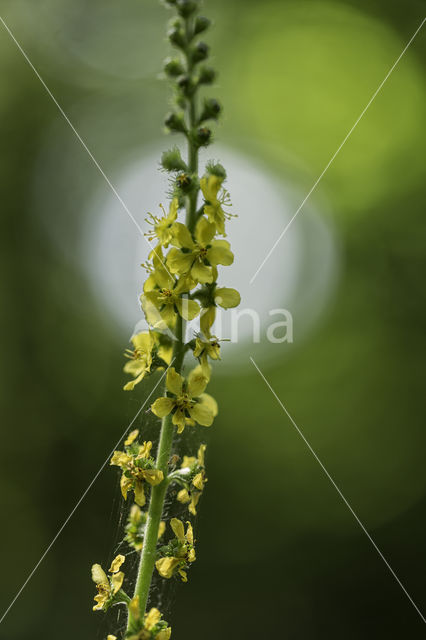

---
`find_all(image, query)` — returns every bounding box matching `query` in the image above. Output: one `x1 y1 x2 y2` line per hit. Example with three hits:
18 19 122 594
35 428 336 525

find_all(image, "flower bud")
164 57 185 77
161 147 188 172
206 161 227 179
176 173 193 192
198 66 216 85
193 126 212 147
191 41 209 64
176 0 198 17
199 98 222 123
177 74 196 97
194 16 211 35
165 112 187 133
168 24 186 49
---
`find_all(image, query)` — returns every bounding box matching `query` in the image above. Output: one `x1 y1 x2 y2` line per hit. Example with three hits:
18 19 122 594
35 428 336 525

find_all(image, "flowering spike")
91 2 240 637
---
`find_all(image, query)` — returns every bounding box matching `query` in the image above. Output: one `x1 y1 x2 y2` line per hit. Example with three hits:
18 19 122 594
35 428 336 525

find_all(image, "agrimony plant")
91 1 240 638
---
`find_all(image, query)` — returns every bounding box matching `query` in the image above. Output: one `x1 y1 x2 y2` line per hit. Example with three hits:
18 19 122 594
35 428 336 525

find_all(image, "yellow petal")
123 360 146 376
185 521 194 545
207 240 234 266
107 636 118 640
195 215 216 245
177 488 190 504
168 197 179 223
110 451 132 468
191 260 213 284
137 441 153 459
124 429 139 446
197 444 207 466
166 367 183 396
123 372 145 391
140 293 167 330
143 469 164 486
181 455 196 469
188 402 215 427
110 571 124 594
158 521 166 539
145 607 162 630
189 492 201 515
171 222 195 249
109 554 125 574
170 518 185 542
192 472 205 491
175 297 200 321
151 396 175 418
91 564 108 586
187 367 208 397
172 408 186 433
155 557 181 579
198 392 218 417
128 595 140 620
134 480 146 507
157 629 172 640
200 306 216 338
131 331 153 352
187 547 196 563
120 474 133 501
214 287 241 308
167 247 194 275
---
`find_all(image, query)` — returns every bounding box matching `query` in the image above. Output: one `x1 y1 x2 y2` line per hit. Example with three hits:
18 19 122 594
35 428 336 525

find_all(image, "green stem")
126 16 199 630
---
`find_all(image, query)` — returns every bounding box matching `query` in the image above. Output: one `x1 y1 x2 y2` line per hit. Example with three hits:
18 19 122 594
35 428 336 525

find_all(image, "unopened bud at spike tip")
176 0 198 18
194 16 211 35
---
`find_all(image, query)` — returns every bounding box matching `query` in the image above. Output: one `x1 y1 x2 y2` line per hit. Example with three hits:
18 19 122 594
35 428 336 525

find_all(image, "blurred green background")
1 0 425 638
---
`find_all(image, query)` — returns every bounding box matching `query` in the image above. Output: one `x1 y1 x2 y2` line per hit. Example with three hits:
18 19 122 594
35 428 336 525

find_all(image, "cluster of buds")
91 2 239 638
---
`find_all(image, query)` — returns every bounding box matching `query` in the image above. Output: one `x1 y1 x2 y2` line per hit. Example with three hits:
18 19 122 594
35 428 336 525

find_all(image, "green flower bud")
176 173 193 192
199 98 222 123
191 41 209 64
168 24 186 49
165 112 187 133
176 0 198 18
164 57 185 77
194 16 211 35
205 161 227 180
198 66 216 85
161 147 188 172
193 126 212 147
177 74 196 97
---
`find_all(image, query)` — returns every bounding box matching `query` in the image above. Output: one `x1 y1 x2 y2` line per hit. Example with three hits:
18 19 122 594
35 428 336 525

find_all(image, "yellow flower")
91 555 125 611
155 519 196 582
110 436 164 507
193 334 221 376
145 198 179 247
199 281 240 338
151 366 218 433
123 332 155 391
200 174 235 235
125 504 166 551
123 331 173 391
127 607 172 640
214 287 241 309
177 444 207 515
167 216 233 284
